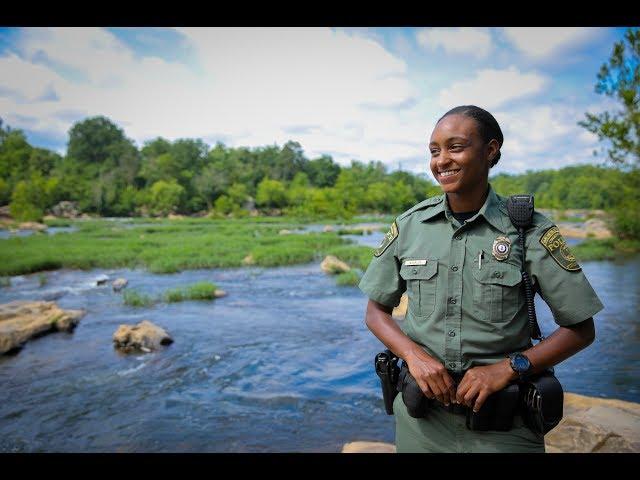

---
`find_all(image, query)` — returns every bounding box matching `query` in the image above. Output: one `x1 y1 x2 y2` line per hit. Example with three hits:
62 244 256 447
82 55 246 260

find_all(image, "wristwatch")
508 352 532 380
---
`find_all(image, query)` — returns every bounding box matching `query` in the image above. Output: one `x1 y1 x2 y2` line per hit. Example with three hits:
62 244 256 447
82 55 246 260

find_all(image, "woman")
358 105 603 453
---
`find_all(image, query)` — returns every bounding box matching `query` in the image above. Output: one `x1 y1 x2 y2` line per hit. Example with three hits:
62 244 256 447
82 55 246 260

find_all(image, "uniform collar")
418 184 508 233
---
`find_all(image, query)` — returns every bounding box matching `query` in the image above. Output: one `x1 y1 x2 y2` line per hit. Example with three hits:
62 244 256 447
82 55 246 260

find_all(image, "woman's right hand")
405 347 457 406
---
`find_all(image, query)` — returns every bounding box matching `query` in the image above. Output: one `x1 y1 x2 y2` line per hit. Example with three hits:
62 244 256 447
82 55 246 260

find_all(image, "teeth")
440 170 460 177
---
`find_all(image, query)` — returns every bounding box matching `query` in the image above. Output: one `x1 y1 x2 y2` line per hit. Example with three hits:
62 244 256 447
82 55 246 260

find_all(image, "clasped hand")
406 353 512 412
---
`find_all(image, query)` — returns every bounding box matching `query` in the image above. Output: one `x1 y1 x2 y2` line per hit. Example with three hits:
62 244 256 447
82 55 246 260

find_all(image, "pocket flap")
473 262 522 286
400 259 438 280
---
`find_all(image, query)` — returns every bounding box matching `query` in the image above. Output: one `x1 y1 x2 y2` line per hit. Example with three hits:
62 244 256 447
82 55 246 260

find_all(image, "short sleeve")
527 222 604 327
357 220 406 308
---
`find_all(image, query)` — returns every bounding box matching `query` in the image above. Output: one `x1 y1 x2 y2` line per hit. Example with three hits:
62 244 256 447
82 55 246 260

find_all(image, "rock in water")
18 222 47 232
213 289 227 298
320 255 351 274
95 274 109 286
112 278 128 292
0 301 85 355
113 320 173 353
342 442 396 453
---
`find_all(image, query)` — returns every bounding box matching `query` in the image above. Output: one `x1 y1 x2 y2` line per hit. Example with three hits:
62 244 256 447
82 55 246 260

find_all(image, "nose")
435 153 452 170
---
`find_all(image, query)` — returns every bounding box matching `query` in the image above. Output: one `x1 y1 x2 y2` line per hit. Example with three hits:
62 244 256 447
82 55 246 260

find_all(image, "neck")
446 183 489 213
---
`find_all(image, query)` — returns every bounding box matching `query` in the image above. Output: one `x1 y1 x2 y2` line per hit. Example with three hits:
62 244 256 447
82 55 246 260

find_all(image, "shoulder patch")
374 220 399 257
539 225 581 271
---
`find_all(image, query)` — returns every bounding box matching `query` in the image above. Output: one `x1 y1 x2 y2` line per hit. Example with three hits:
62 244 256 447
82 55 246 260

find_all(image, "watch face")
513 354 530 372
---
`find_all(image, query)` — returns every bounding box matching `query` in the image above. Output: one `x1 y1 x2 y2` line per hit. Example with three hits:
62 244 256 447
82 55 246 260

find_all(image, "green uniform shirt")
358 184 604 372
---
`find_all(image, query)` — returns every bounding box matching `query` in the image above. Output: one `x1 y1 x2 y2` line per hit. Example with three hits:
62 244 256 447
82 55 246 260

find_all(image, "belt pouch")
520 370 564 435
466 383 520 431
398 363 431 418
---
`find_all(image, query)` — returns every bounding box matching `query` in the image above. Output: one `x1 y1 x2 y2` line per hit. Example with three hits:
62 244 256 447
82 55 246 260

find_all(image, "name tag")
404 259 427 266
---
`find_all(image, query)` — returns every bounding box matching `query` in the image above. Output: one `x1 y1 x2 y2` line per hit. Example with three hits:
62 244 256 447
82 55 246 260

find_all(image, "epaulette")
397 195 444 221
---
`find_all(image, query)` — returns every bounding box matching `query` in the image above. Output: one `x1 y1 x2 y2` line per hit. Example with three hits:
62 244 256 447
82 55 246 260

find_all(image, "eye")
449 144 463 151
429 148 439 156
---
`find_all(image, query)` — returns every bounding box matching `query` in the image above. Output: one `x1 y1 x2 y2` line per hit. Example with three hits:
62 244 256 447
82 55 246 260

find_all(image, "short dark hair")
437 105 504 168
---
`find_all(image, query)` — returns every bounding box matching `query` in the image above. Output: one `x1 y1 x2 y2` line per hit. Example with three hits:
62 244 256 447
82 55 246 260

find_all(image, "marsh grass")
0 277 10 288
38 273 48 287
123 289 156 307
164 282 218 302
573 238 640 261
336 270 362 286
0 217 348 276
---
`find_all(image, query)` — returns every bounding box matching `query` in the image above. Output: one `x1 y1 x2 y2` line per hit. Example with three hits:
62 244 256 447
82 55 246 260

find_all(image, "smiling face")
429 114 498 197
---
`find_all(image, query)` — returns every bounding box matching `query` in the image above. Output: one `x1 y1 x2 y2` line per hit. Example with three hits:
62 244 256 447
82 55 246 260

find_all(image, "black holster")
519 369 564 435
374 350 400 415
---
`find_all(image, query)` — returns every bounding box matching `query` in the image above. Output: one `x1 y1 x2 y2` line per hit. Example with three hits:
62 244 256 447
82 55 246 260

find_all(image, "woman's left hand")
455 360 516 412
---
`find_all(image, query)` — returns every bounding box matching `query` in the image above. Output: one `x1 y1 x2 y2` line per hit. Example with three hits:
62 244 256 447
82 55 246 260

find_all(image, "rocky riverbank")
342 392 640 453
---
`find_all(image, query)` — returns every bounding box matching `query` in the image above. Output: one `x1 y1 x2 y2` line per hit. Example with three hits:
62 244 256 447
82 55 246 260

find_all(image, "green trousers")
393 393 546 453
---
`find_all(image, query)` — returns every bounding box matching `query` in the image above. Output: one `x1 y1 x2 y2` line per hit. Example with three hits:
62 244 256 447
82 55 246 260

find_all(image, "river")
0 226 637 452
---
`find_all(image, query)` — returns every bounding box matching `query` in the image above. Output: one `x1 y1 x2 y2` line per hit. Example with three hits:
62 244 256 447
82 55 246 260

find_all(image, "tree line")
0 115 637 226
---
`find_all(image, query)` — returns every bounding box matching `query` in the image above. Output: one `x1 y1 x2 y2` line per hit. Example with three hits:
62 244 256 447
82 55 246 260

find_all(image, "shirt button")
448 330 456 337
412 268 417 274
451 266 458 272
448 297 457 304
455 235 462 240
449 362 456 368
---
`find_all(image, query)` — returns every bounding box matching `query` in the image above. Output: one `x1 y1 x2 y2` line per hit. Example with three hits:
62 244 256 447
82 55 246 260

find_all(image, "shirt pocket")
472 261 523 323
399 259 438 319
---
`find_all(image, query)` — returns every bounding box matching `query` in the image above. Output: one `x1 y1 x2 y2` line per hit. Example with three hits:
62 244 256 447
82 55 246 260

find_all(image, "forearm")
502 317 596 381
364 299 423 361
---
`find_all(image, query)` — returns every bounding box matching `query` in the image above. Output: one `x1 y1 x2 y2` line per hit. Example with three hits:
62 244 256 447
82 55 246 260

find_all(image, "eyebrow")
429 136 469 146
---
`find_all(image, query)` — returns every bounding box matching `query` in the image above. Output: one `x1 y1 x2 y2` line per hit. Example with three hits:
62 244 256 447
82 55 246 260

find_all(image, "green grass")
336 270 362 286
0 217 350 276
573 238 640 261
123 289 156 307
164 282 218 302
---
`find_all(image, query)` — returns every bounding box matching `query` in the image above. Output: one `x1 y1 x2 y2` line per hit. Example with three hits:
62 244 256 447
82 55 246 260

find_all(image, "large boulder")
50 201 80 218
320 255 351 274
0 301 85 355
544 392 640 452
113 320 173 353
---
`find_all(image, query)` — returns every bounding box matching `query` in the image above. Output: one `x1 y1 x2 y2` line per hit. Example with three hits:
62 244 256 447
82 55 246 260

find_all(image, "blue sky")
0 27 628 176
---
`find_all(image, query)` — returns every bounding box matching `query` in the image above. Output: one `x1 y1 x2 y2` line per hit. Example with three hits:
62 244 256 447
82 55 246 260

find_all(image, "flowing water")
0 226 637 452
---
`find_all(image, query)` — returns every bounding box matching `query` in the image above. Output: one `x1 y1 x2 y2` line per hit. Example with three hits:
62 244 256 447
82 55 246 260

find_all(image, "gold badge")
539 226 581 271
374 221 398 257
492 236 511 261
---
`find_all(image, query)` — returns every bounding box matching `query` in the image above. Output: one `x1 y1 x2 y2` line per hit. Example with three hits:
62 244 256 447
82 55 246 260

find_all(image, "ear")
487 139 500 164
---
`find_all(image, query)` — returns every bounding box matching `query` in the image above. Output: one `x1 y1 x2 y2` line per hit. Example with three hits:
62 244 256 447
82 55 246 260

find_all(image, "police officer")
358 105 604 453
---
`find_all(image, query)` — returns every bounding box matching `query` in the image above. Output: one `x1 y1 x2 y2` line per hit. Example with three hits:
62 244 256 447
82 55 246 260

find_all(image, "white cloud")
0 27 428 168
416 28 492 59
502 27 599 59
491 105 601 173
437 66 548 110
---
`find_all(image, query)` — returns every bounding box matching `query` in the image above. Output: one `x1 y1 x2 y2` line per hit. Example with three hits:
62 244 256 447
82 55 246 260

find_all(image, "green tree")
579 28 640 166
148 180 185 216
256 178 287 209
